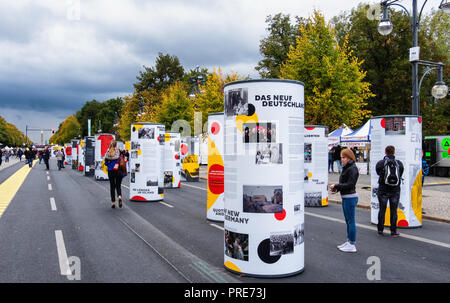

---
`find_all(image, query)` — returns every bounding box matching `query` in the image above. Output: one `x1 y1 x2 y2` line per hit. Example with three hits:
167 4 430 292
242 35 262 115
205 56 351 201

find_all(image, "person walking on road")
42 146 50 170
333 145 342 173
330 148 359 253
376 145 404 237
56 149 63 170
0 149 3 167
105 140 123 209
328 147 335 173
61 149 65 168
24 148 33 168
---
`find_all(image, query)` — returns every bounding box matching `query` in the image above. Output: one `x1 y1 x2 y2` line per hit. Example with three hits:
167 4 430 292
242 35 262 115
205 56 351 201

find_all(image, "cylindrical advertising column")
64 143 72 167
129 123 165 201
207 112 225 222
163 132 181 188
84 136 95 176
370 115 423 228
304 126 328 207
71 140 79 169
78 139 85 172
94 133 115 180
223 79 305 277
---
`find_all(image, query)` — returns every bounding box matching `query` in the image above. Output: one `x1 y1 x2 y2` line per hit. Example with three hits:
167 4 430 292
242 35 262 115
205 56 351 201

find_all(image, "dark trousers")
44 159 49 170
377 191 400 233
58 160 62 170
108 170 123 202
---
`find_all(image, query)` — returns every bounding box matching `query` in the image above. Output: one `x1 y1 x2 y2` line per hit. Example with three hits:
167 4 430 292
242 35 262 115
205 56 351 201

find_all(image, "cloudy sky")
0 0 435 143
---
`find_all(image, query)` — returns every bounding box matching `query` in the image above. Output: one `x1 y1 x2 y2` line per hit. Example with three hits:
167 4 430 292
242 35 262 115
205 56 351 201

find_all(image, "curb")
328 199 450 224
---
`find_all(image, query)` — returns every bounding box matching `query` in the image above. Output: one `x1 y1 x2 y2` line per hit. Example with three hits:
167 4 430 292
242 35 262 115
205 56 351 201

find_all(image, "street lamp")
439 0 450 14
377 0 448 115
432 64 449 99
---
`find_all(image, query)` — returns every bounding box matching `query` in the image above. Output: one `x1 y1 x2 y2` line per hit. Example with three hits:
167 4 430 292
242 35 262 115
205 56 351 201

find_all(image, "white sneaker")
337 241 349 249
338 242 357 253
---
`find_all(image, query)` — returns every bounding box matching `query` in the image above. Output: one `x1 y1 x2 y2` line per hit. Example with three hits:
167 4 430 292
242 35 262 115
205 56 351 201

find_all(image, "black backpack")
384 158 400 186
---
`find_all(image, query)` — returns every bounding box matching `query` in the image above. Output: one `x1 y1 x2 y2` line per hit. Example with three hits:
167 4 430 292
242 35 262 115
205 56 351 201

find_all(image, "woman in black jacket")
330 148 359 253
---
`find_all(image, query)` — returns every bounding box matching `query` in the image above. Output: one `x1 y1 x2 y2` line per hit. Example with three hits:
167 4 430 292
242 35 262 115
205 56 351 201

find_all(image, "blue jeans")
342 197 358 244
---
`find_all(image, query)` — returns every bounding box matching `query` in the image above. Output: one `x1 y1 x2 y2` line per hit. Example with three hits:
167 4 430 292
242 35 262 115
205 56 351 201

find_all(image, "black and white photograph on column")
225 230 249 261
255 143 283 165
130 150 138 159
243 123 277 143
131 141 140 150
146 177 158 187
164 171 173 188
243 185 283 213
225 88 248 117
270 232 294 256
293 224 304 246
305 192 322 207
304 143 312 163
138 127 155 139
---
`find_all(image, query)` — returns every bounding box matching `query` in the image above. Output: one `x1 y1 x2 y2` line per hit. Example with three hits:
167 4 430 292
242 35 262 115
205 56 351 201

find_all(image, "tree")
256 13 306 78
154 82 194 134
49 115 81 145
194 68 243 127
76 98 123 137
332 4 449 134
0 116 27 146
134 53 185 94
280 10 373 130
117 92 141 141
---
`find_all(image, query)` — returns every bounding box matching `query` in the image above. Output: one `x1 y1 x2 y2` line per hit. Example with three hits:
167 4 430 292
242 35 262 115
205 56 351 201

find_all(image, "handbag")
119 156 127 176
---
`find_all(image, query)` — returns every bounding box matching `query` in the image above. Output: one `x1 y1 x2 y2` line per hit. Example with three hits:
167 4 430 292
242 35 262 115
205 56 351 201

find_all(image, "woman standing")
330 148 359 253
105 140 123 208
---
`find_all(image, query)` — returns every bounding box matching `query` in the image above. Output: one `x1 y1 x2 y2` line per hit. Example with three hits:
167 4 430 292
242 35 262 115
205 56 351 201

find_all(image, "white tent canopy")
328 124 353 147
341 120 371 143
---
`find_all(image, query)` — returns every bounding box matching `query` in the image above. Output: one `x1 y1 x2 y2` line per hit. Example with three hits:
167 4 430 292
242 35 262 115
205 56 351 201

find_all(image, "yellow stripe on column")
0 160 36 218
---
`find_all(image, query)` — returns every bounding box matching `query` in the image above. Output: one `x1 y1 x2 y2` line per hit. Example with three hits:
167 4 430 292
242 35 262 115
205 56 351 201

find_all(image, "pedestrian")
5 150 10 163
61 149 65 168
330 148 359 253
375 145 404 237
334 145 342 173
39 150 43 164
0 149 3 166
24 148 33 168
328 147 335 173
18 148 23 161
105 140 123 209
421 150 429 186
56 149 63 170
43 147 50 170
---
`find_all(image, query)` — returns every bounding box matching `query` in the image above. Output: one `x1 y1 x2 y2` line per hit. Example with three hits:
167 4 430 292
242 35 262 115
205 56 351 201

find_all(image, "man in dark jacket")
43 147 51 170
376 145 404 237
24 148 33 168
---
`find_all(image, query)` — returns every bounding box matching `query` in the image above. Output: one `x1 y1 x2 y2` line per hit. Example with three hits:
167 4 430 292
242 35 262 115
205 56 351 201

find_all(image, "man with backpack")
376 145 404 237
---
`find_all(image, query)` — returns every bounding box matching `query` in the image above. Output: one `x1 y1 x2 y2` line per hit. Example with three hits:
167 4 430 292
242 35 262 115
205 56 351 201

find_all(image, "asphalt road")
0 159 449 283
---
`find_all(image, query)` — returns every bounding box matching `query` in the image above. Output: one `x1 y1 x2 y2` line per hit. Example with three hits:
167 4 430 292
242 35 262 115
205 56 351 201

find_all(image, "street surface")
0 159 449 283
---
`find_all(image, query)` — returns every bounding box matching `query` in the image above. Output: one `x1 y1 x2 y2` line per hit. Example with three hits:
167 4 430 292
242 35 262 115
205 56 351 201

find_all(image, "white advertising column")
370 115 423 228
129 123 165 201
207 113 225 222
78 139 85 172
64 143 72 167
304 126 329 207
71 139 79 169
163 132 181 188
94 133 115 180
223 79 305 277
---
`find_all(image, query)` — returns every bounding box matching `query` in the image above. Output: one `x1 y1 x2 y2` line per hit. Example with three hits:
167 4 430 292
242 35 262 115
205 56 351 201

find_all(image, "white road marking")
160 202 174 208
182 183 207 191
122 184 130 189
55 230 71 276
50 197 57 211
305 212 450 249
48 184 52 191
210 223 224 231
47 176 50 181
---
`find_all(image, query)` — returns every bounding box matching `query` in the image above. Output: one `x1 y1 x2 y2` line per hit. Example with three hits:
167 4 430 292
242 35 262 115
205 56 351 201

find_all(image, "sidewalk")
199 165 450 223
328 172 450 223
0 158 21 172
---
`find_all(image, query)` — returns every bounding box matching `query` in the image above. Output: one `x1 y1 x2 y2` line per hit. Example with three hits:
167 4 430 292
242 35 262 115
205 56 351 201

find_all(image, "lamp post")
189 66 206 99
377 0 448 115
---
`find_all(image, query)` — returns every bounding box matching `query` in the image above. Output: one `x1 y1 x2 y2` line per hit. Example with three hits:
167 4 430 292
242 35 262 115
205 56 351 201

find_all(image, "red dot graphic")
211 122 220 135
274 209 286 221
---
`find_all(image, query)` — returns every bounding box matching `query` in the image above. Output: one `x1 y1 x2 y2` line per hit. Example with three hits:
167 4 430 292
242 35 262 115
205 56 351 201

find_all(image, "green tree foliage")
194 68 243 127
332 4 449 134
155 82 194 134
134 53 185 94
49 115 81 145
0 116 27 146
117 92 141 141
76 98 123 137
280 11 373 130
256 13 306 78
